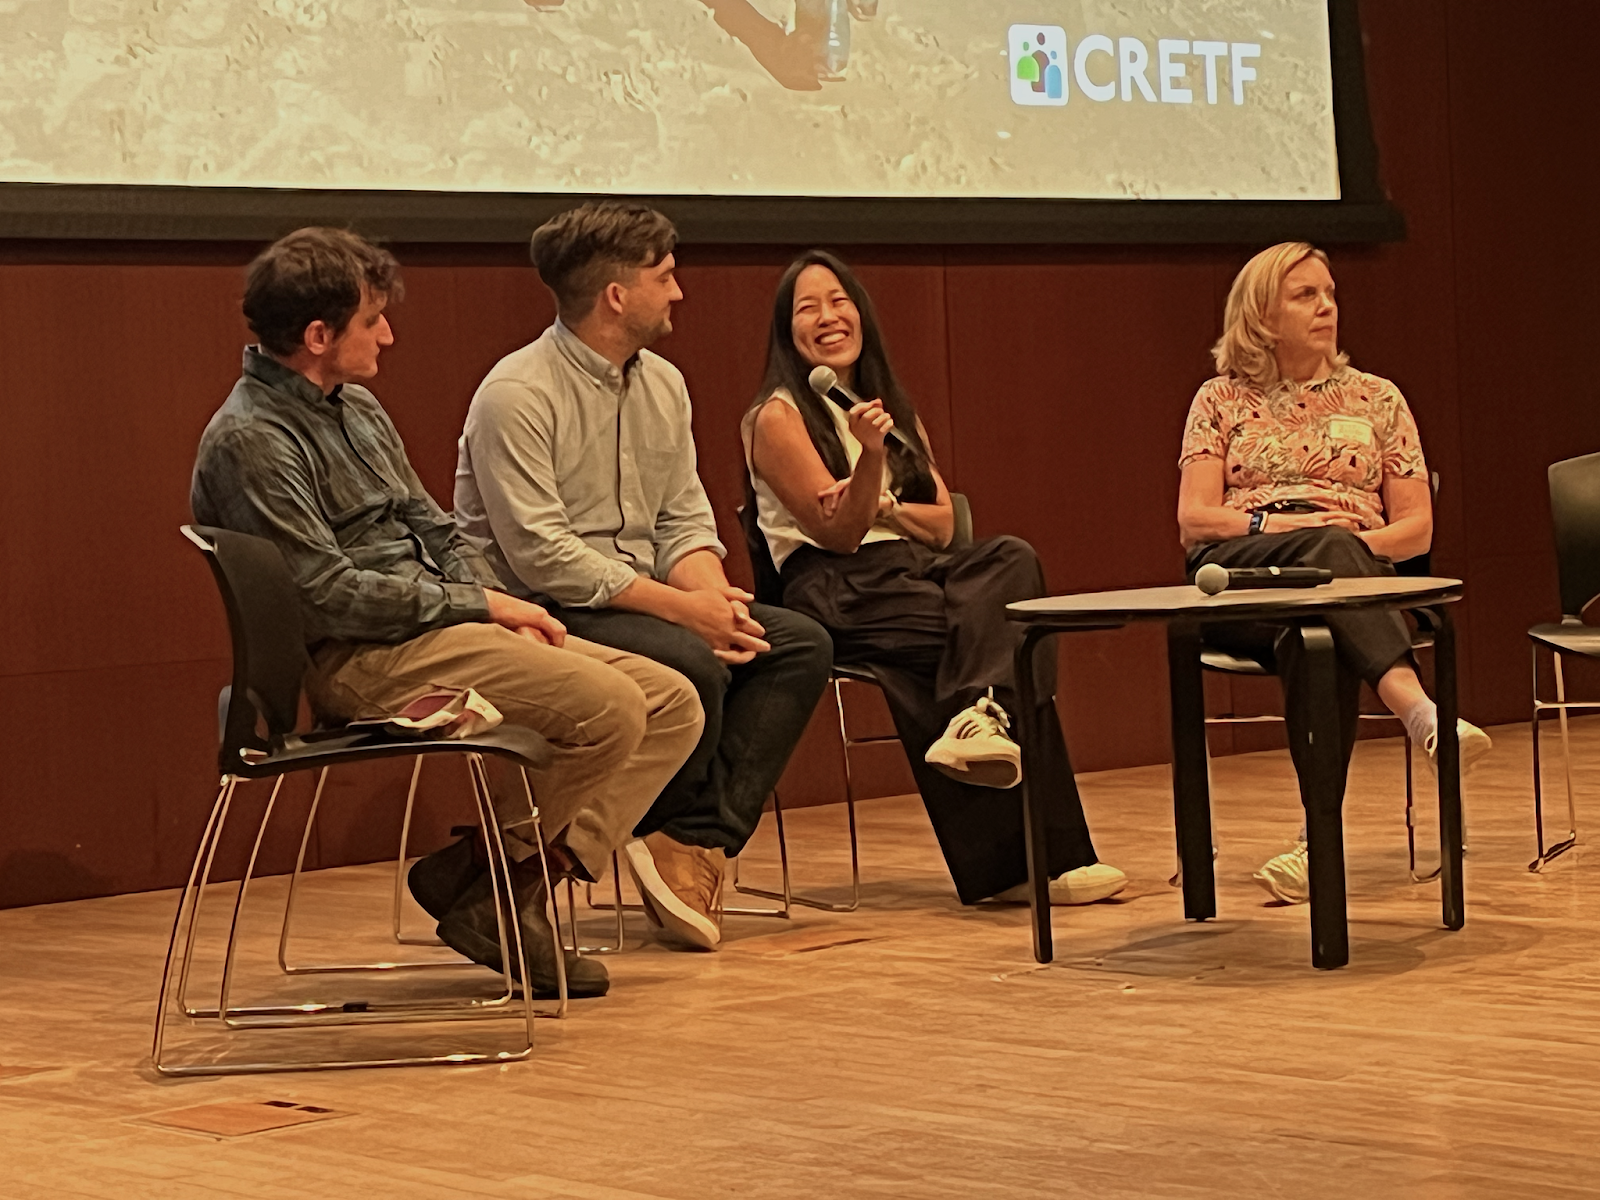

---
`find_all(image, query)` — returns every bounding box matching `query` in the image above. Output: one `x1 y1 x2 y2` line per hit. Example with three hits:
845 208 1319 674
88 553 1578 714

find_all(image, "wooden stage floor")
3 721 1600 1199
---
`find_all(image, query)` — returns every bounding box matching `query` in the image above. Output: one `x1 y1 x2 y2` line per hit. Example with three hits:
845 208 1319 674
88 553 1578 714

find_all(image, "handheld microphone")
807 365 912 449
1194 564 1334 596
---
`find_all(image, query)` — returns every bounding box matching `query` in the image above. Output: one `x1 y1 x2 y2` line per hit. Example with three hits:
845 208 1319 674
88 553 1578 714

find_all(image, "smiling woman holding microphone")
1178 241 1493 904
741 250 1125 909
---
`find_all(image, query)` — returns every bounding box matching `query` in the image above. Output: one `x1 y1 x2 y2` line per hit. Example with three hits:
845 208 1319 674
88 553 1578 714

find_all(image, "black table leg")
1286 622 1350 970
1432 608 1466 931
1015 625 1056 964
1166 622 1216 922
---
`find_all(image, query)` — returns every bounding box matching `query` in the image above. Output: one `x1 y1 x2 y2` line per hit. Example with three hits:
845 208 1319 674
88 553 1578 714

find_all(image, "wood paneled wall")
3 1 1597 907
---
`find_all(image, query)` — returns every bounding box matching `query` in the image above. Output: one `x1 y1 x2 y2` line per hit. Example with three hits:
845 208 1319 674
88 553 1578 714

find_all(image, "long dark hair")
751 250 937 504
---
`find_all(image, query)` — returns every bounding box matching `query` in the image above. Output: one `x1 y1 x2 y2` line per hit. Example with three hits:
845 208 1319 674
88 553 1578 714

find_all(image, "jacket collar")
242 345 345 407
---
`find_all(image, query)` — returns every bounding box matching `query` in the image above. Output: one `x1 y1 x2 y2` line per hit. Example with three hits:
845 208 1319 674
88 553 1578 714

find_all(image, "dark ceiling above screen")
0 0 1399 244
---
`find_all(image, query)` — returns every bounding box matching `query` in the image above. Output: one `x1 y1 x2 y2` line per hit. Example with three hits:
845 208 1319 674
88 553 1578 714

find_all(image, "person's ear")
602 280 627 317
302 319 334 357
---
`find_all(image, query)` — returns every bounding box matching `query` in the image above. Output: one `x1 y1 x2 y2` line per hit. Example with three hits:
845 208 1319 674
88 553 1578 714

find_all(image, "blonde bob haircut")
1212 241 1348 389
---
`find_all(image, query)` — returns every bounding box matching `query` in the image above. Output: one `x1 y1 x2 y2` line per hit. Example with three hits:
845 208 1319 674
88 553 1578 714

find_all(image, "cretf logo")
1009 25 1067 106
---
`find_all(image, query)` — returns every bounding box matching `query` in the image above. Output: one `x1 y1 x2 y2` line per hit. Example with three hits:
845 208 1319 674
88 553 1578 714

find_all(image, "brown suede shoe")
622 832 724 950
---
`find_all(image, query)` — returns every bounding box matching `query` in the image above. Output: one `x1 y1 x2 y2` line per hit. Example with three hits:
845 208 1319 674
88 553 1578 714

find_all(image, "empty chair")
1527 452 1600 871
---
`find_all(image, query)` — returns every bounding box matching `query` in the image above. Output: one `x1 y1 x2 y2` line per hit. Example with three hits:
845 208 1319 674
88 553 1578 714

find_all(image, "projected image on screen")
0 1 1339 202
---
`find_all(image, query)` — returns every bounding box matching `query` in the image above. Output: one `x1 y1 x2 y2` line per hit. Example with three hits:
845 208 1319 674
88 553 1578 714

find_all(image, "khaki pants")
306 624 704 880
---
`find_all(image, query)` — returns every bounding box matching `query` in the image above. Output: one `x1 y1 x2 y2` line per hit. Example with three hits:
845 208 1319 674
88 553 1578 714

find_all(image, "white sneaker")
925 691 1021 789
988 863 1128 905
1253 841 1309 905
1422 719 1494 779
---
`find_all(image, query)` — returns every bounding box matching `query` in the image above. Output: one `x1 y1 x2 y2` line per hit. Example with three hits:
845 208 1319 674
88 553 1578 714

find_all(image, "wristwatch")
1248 511 1267 535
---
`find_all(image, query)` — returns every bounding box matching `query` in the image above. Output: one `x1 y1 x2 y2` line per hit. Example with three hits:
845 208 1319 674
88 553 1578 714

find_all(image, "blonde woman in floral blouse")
1177 242 1492 905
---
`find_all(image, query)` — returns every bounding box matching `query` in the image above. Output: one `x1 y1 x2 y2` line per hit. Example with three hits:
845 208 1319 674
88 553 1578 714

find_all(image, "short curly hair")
243 227 402 357
529 201 677 318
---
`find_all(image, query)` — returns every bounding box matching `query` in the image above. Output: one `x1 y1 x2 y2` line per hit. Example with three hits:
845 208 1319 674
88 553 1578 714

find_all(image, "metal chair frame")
154 754 560 1076
380 756 632 955
1529 636 1591 871
731 667 885 914
278 759 570 1024
723 493 977 917
154 526 566 1076
1202 649 1437 883
1197 477 1446 884
1525 452 1600 872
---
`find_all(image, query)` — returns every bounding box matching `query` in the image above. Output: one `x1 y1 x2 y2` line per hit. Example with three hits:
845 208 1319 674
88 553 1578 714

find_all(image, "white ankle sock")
1396 695 1438 747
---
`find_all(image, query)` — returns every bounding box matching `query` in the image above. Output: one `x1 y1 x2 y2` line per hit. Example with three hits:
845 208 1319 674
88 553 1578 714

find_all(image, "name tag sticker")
1326 417 1374 446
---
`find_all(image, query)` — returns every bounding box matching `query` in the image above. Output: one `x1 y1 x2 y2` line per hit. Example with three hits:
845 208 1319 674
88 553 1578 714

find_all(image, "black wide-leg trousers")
780 535 1099 904
1186 526 1415 796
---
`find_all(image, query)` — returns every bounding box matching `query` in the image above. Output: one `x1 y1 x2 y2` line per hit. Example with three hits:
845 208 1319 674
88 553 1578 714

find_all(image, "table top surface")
1006 576 1463 626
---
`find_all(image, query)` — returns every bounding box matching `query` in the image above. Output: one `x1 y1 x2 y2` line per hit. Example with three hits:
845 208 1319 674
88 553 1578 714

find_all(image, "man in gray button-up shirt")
192 228 703 998
456 202 832 951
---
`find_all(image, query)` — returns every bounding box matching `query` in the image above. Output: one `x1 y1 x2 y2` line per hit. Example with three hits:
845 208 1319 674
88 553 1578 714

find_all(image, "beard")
625 309 672 349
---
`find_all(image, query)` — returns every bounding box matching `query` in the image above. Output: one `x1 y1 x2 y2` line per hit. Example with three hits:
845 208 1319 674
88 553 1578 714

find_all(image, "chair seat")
1529 622 1600 657
1203 627 1434 678
1200 649 1270 675
232 722 554 781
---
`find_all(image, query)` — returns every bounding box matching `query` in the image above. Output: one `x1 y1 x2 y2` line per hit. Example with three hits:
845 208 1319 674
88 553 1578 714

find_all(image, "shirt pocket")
631 441 692 507
1322 416 1379 486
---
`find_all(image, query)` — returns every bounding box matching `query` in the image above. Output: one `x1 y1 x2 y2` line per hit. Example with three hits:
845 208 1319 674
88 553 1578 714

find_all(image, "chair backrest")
950 492 974 551
737 492 977 609
738 503 786 607
183 525 311 769
1548 452 1600 617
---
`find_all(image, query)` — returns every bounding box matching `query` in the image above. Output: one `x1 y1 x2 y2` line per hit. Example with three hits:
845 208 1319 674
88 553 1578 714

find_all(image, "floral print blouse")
1178 367 1427 531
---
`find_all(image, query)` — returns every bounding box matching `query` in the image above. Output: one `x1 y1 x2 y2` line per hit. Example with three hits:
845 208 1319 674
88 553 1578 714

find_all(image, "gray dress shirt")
455 319 726 609
192 348 495 648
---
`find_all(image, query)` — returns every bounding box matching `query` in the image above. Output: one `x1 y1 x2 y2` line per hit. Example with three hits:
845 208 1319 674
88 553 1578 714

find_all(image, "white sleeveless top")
741 388 903 571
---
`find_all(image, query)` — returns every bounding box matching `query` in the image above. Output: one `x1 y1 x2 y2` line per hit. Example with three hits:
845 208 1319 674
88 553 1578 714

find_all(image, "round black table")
1006 576 1466 969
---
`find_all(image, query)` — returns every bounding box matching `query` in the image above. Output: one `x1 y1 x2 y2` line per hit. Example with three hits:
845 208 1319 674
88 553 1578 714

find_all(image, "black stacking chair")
153 526 565 1076
1527 452 1600 871
1201 474 1446 882
731 494 974 913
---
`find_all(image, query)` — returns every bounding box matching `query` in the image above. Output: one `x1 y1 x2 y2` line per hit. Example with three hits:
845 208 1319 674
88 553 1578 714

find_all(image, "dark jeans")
781 536 1099 904
1186 525 1415 799
542 600 833 856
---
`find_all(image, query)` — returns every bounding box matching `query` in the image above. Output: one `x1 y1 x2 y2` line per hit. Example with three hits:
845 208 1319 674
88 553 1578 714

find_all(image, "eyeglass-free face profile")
790 263 864 389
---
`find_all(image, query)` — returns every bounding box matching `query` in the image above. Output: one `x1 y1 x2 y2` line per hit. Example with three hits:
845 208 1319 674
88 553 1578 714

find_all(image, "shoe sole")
621 840 721 950
985 869 1128 905
1053 876 1128 905
924 749 1021 789
1251 869 1308 906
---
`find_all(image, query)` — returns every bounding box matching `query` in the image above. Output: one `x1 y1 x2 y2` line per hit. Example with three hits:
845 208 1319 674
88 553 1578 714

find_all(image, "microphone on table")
808 365 914 450
1195 564 1334 596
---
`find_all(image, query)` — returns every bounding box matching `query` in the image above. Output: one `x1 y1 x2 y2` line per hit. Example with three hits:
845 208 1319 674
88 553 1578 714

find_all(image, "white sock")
1396 694 1438 748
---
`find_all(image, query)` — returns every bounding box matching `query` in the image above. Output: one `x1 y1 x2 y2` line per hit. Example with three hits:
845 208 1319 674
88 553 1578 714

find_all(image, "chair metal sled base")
152 755 563 1077
1530 642 1587 873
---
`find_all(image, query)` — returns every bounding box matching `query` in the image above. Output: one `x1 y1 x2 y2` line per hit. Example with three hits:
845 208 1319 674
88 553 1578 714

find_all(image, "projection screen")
0 0 1398 243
